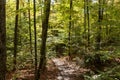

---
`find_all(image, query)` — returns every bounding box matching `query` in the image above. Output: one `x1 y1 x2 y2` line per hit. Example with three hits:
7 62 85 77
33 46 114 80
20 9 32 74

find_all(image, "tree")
86 0 90 47
13 0 19 71
84 0 87 44
0 0 6 79
28 0 32 55
33 0 37 77
96 0 103 50
36 0 51 79
83 0 90 47
68 0 72 59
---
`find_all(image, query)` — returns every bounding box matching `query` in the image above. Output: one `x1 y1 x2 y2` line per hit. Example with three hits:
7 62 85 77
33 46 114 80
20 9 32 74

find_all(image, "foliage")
5 0 120 79
47 29 67 58
84 66 120 80
84 51 119 71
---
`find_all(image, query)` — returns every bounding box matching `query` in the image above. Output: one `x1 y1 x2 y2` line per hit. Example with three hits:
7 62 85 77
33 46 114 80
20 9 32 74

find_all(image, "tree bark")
13 0 19 71
36 0 51 80
33 0 38 78
28 0 32 55
84 0 87 41
0 0 6 79
86 0 90 47
68 0 72 59
96 0 103 50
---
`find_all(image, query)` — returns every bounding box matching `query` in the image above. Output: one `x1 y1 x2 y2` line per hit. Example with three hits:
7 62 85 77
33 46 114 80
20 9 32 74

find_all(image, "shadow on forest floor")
6 56 90 80
6 55 120 80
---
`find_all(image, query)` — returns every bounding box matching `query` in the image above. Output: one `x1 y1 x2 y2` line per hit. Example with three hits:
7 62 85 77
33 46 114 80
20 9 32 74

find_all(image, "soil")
6 56 90 80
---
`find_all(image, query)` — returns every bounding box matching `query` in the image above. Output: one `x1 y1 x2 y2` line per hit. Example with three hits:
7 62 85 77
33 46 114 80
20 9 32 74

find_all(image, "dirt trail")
7 57 89 80
52 57 89 80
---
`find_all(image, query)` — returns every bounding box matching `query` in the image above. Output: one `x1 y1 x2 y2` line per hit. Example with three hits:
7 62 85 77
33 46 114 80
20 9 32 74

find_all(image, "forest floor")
6 46 120 80
6 56 90 80
51 57 89 80
7 55 120 80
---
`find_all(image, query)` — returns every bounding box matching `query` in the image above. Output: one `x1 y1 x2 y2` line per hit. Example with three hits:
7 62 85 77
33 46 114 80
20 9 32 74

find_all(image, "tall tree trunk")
28 0 32 54
13 0 19 71
96 0 103 50
86 0 90 47
36 0 51 80
84 0 87 47
0 0 6 79
68 0 72 59
33 0 38 78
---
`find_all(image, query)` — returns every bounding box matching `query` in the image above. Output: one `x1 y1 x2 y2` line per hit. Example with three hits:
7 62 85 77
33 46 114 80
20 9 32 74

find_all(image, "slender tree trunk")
96 0 103 50
84 0 87 46
36 0 51 80
33 0 38 78
0 0 6 79
68 0 72 59
28 0 32 54
104 0 109 45
86 0 90 47
13 0 19 71
105 13 109 45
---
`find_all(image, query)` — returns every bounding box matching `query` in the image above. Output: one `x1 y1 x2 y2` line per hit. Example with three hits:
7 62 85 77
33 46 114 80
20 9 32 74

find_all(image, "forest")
0 0 120 80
